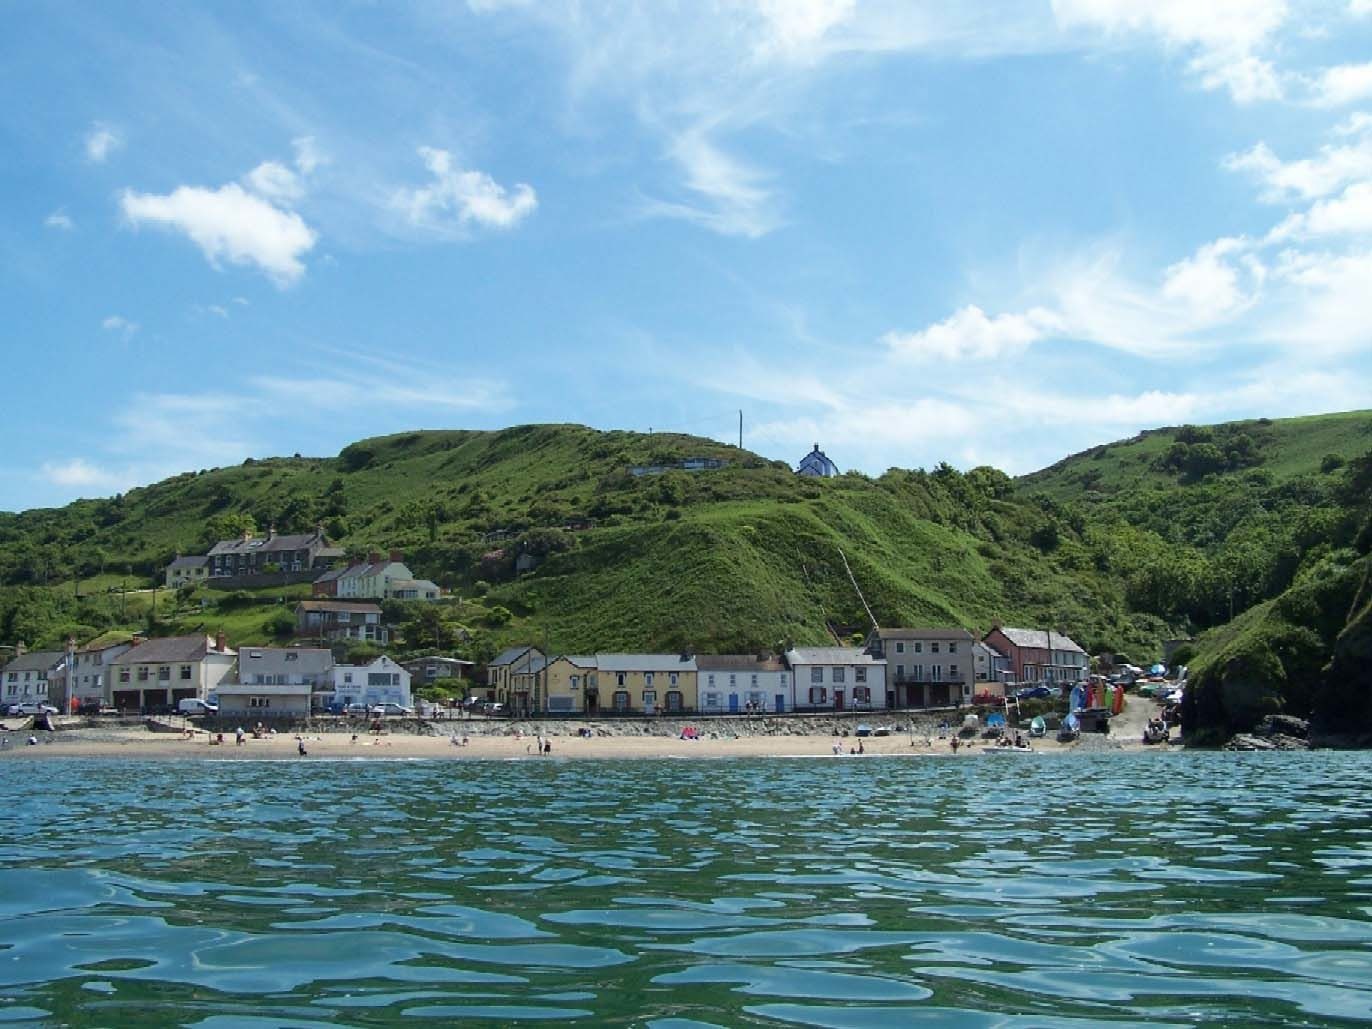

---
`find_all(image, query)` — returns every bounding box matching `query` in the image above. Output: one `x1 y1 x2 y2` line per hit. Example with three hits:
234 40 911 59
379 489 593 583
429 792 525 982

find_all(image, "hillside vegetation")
2 412 1370 741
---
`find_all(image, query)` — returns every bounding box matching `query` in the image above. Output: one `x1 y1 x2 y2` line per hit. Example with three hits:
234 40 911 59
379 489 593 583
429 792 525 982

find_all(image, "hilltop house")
165 555 209 589
783 647 886 711
205 526 343 579
2 649 66 709
696 655 793 713
319 551 440 601
864 628 975 708
295 601 388 644
108 633 236 712
982 627 1089 685
331 655 412 710
796 444 839 478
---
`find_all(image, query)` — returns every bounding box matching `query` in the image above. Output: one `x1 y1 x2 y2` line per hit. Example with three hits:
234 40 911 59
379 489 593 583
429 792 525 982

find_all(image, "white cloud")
1160 236 1263 317
84 122 123 163
753 0 855 59
44 210 73 231
883 304 1063 362
1352 0 1372 14
40 459 126 491
1311 62 1372 107
1335 111 1372 136
243 160 303 203
208 304 229 318
1225 138 1372 201
1269 181 1372 240
120 182 317 286
101 315 139 340
392 147 537 234
1051 0 1290 102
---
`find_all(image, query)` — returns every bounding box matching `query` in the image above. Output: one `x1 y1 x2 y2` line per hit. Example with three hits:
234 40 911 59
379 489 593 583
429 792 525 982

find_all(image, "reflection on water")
1 752 1371 1025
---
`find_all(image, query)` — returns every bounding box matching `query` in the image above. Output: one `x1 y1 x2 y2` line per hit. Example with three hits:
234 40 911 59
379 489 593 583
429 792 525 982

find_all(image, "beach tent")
1069 684 1086 711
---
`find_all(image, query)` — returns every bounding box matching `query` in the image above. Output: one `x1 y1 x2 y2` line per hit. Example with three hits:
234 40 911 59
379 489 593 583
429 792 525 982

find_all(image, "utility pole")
738 409 743 450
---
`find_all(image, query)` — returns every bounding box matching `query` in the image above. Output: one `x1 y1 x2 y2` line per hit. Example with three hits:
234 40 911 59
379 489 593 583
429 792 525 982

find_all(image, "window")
855 667 867 683
158 666 171 681
669 672 678 686
914 642 923 653
932 642 940 654
137 667 149 682
750 674 758 686
950 664 959 678
286 652 298 662
728 674 736 686
707 674 716 686
808 686 827 704
832 667 845 684
616 672 626 687
704 692 721 708
119 670 130 683
854 686 871 703
896 664 905 678
180 665 192 680
948 642 958 653
343 673 353 684
895 641 905 654
642 690 656 704
570 675 580 690
250 697 271 708
645 672 654 686
613 690 630 711
810 667 823 684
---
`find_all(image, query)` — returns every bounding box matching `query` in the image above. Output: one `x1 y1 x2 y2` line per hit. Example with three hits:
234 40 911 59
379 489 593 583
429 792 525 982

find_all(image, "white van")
178 698 219 715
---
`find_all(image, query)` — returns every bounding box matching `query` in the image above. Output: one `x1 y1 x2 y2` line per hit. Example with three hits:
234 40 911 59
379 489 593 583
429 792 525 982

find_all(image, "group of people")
831 738 865 755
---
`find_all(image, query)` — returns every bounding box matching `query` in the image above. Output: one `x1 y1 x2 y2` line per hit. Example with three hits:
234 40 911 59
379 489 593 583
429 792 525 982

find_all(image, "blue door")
728 693 739 713
774 694 785 713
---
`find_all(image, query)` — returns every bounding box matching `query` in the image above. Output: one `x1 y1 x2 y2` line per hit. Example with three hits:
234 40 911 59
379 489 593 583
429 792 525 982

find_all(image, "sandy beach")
0 700 1165 761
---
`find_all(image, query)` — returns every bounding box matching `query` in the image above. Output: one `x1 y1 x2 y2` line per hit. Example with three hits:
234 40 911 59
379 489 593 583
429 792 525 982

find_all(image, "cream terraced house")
864 627 975 708
696 654 792 714
783 647 886 712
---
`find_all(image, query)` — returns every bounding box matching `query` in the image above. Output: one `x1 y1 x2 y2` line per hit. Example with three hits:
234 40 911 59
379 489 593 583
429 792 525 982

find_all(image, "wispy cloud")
101 315 139 341
44 209 74 231
84 122 123 163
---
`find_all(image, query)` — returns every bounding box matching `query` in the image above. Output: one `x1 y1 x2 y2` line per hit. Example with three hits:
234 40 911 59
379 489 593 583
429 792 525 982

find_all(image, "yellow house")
543 655 599 714
594 654 698 714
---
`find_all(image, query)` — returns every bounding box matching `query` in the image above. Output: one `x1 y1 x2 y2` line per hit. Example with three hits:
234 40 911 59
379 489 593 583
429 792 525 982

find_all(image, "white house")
784 647 887 711
796 444 840 477
696 655 793 714
973 640 1013 685
2 649 66 709
58 634 138 712
332 655 412 709
216 683 314 719
336 552 423 600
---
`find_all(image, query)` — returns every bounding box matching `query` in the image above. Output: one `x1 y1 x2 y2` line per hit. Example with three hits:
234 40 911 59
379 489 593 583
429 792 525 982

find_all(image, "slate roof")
235 646 334 680
872 627 974 642
2 651 66 674
111 635 229 665
696 654 787 672
207 531 326 557
489 645 538 667
167 555 209 570
785 647 884 666
991 627 1087 655
296 600 382 615
596 654 698 672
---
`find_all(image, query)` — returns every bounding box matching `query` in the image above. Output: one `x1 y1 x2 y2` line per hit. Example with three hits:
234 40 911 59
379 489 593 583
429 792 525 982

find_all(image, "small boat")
1057 712 1081 742
855 724 873 737
1028 715 1046 738
872 725 893 737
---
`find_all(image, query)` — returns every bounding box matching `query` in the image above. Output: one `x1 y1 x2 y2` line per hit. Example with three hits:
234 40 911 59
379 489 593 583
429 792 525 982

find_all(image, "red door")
834 690 845 711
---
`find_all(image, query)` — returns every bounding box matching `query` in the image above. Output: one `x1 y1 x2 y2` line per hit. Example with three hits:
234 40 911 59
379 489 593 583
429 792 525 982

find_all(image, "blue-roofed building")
797 443 839 477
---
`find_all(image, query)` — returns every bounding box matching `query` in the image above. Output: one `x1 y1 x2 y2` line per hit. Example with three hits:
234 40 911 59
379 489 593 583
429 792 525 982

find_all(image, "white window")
855 667 867 683
810 667 823 684
832 667 846 684
932 642 940 654
750 674 758 686
704 692 721 708
948 642 958 654
896 641 905 653
950 664 959 678
809 687 827 704
914 642 923 653
645 672 654 686
669 672 678 686
642 690 657 703
707 674 716 686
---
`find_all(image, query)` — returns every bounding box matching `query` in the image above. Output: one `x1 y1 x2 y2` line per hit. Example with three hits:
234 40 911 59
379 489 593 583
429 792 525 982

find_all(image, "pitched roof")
696 654 787 672
167 555 209 570
990 627 1087 655
872 627 975 642
313 567 349 584
785 647 884 665
489 645 538 667
2 651 66 673
596 653 698 672
77 632 137 653
550 655 598 669
207 530 326 557
296 600 383 614
112 634 226 665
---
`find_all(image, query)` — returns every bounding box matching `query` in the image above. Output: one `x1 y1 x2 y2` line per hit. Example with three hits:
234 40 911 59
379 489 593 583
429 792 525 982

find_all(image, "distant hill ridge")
0 412 1369 743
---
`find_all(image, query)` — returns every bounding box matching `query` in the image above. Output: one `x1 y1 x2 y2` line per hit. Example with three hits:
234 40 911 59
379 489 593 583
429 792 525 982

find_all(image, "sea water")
2 751 1372 1026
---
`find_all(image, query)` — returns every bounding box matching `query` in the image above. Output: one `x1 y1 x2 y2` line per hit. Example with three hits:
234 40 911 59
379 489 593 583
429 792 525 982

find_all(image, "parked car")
6 702 58 716
177 697 219 715
1014 685 1053 700
370 703 415 717
343 703 369 716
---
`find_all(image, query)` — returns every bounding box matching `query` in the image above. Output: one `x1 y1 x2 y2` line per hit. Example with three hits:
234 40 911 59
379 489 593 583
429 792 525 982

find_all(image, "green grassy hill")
2 413 1370 739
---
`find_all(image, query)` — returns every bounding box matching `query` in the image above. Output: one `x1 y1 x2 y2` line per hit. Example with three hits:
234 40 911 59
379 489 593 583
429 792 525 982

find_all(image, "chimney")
14 641 25 657
215 631 227 652
130 632 145 647
267 525 276 541
242 529 253 542
389 549 403 563
368 551 382 565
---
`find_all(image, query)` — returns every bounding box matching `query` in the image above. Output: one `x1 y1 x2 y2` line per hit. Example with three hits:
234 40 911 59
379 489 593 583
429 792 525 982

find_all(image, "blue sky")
5 1 1372 512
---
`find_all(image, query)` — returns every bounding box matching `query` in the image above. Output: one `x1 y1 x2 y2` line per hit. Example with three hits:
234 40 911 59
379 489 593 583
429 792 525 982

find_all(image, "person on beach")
236 727 245 746
297 738 307 756
544 739 552 755
950 737 960 753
